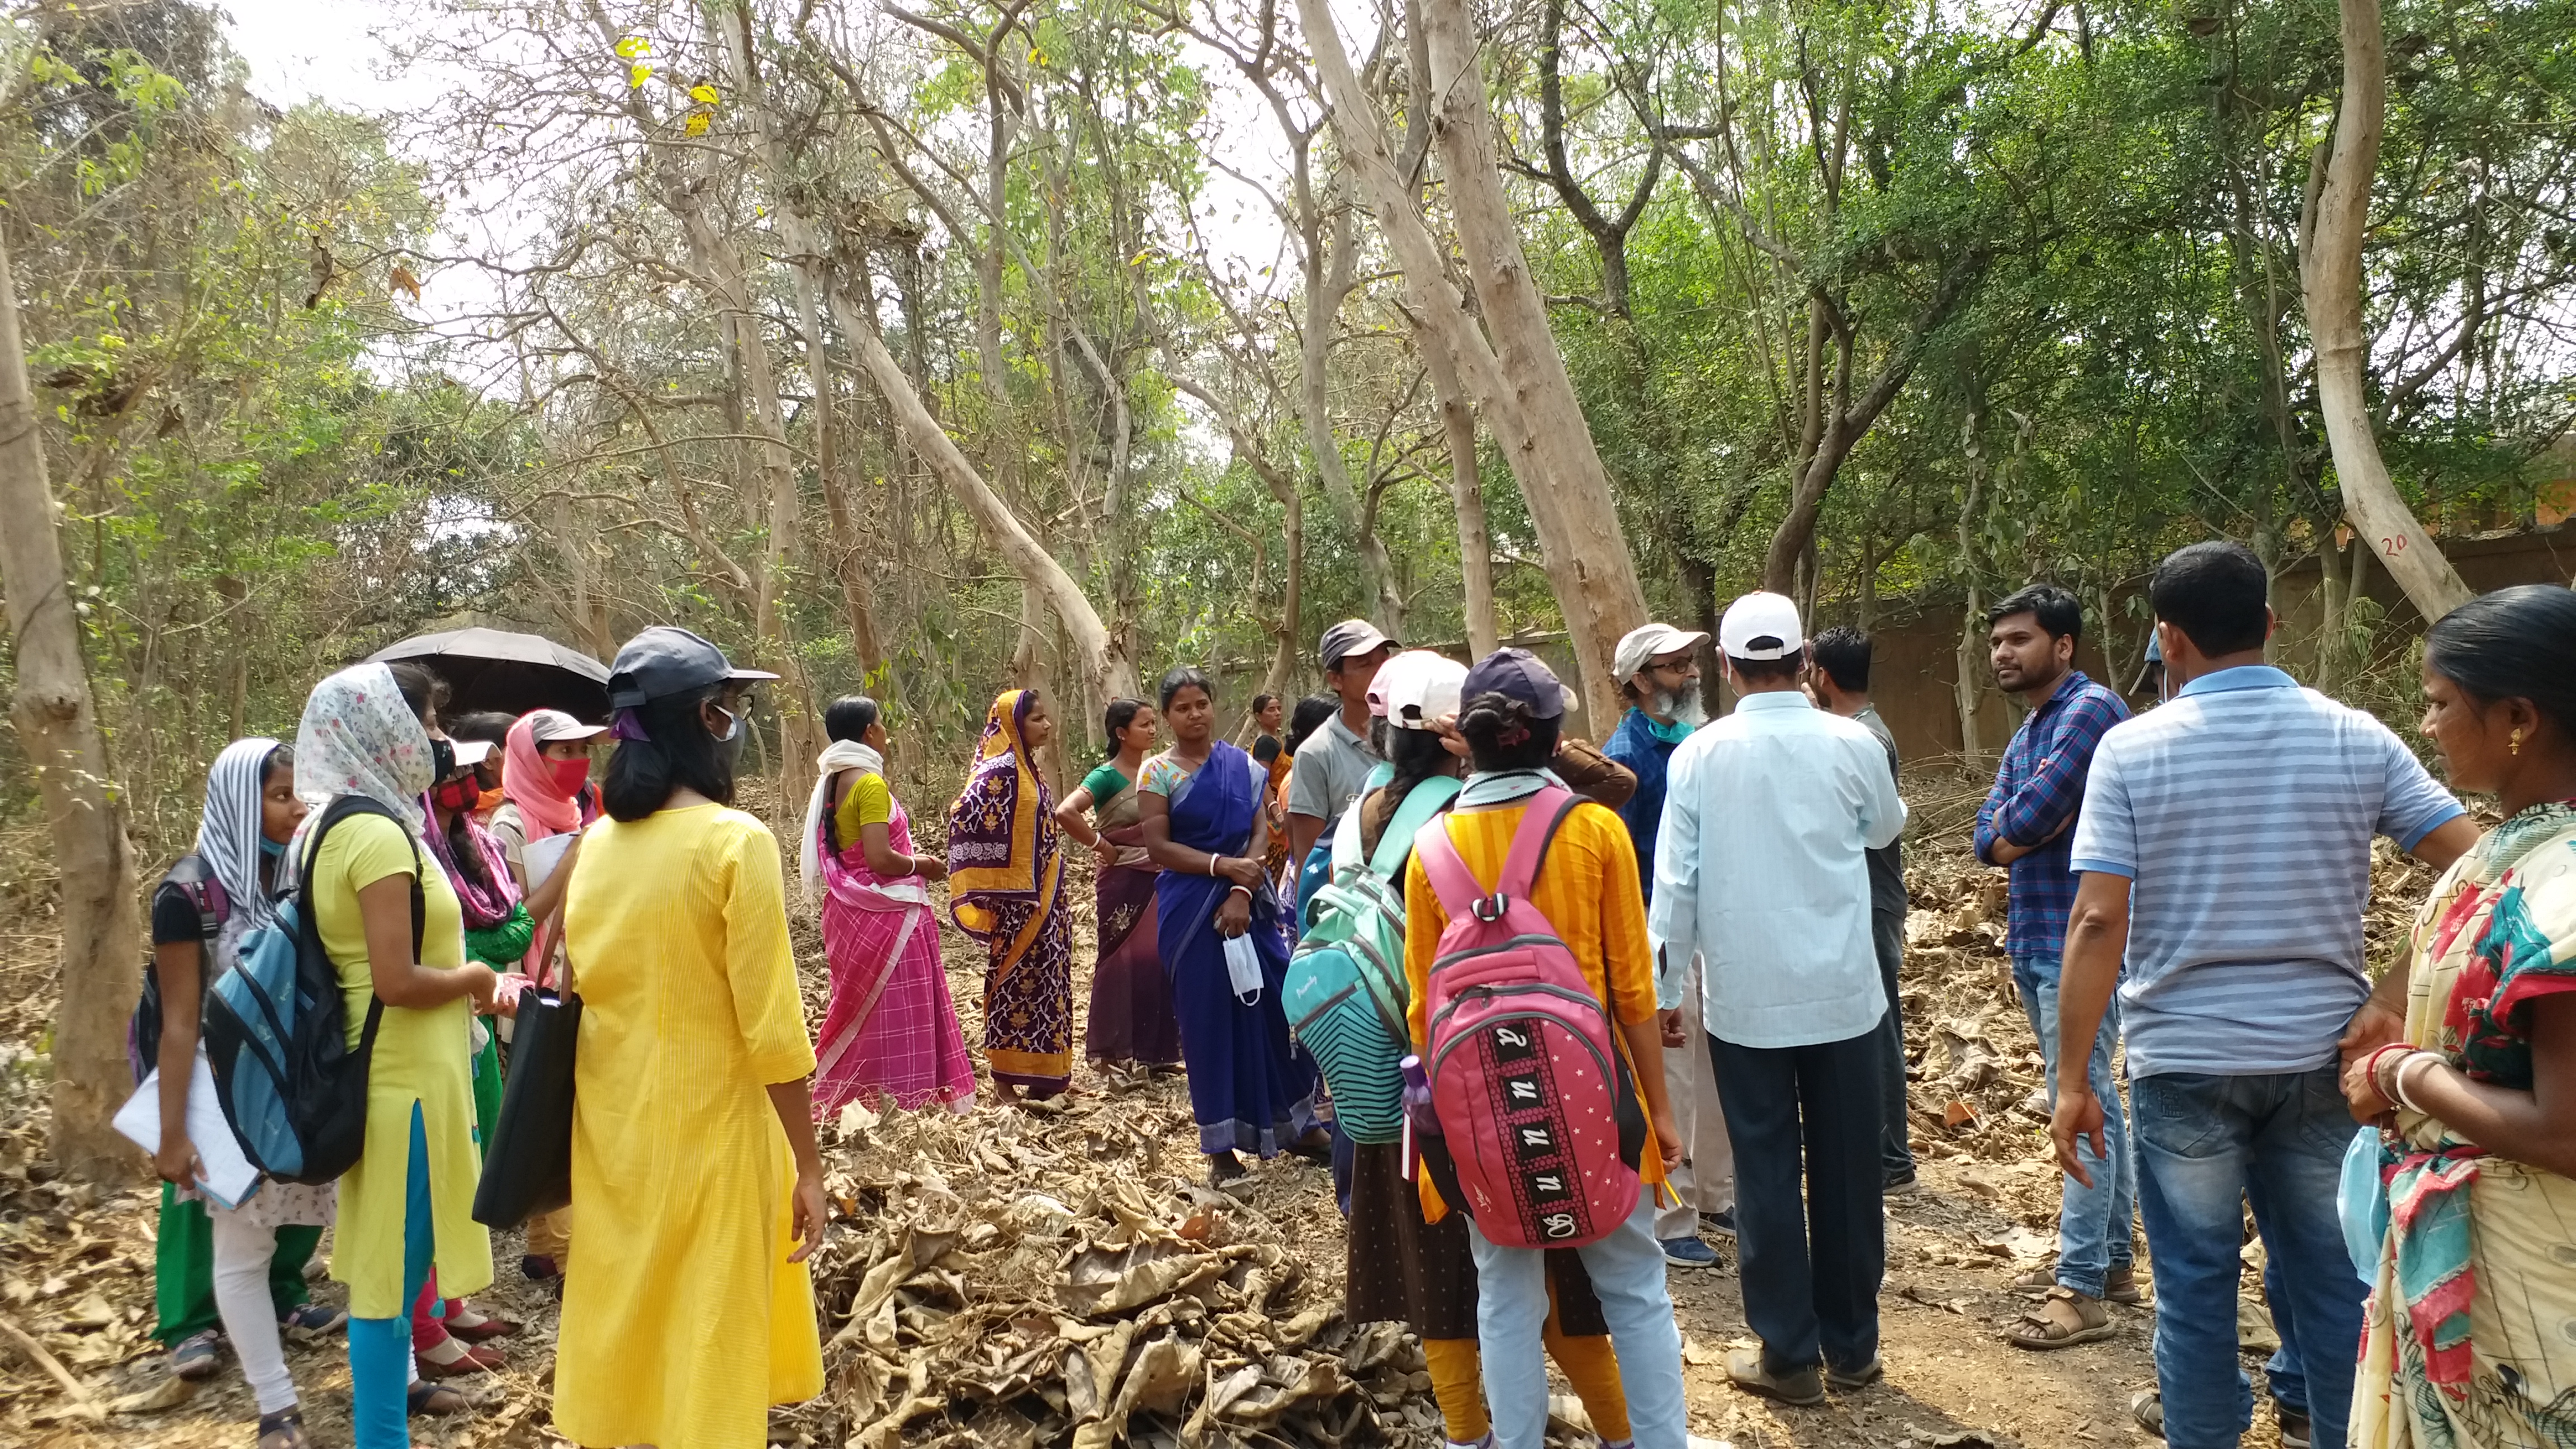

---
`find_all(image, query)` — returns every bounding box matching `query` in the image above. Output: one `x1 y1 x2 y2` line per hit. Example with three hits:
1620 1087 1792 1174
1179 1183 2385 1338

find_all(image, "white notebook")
113 1050 260 1210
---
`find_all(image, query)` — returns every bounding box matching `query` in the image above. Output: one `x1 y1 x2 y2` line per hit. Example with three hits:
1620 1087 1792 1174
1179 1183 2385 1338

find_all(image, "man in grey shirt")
1807 626 1915 1194
1284 618 1394 863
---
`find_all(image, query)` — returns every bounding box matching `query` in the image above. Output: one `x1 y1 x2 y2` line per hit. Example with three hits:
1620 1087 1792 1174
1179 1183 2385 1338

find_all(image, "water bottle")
1399 1054 1438 1139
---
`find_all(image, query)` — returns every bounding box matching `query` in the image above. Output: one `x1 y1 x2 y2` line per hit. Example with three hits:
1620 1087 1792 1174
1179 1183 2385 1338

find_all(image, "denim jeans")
1873 907 1915 1179
1465 1195 1689 1449
1708 1029 1884 1376
2011 954 2135 1298
2130 1066 2361 1449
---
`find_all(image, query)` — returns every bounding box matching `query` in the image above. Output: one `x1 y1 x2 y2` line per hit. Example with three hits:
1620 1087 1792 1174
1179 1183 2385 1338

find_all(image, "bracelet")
1228 884 1252 899
2392 1053 2441 1115
1208 853 1224 877
2358 1043 2414 1098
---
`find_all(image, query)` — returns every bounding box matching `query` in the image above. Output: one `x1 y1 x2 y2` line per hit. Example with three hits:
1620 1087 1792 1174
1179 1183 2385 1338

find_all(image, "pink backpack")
1413 785 1646 1248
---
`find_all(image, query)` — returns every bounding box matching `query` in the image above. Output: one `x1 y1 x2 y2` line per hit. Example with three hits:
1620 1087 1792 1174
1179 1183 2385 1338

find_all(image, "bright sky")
224 0 427 112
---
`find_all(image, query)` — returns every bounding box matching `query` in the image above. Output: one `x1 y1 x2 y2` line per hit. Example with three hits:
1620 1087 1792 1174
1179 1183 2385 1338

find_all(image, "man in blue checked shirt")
1972 583 2139 1350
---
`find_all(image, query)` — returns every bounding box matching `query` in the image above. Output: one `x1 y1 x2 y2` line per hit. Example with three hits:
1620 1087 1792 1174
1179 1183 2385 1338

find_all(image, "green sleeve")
463 900 534 970
1078 763 1131 803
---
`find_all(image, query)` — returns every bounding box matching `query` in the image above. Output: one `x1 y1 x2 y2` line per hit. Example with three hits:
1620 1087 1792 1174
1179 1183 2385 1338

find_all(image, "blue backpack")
203 796 420 1185
1282 773 1461 1144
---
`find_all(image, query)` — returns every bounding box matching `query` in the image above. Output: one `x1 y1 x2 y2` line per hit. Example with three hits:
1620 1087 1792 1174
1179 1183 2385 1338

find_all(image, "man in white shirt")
1650 592 1907 1408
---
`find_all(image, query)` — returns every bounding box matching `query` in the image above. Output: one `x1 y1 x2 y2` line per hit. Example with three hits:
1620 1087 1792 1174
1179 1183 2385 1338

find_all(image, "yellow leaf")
684 112 710 135
614 35 650 59
689 83 719 105
1130 249 1153 266
1029 46 1046 66
629 63 653 89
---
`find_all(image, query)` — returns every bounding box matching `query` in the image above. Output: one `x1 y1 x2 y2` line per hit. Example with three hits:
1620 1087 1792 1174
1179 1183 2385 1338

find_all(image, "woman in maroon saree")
1053 699 1182 1072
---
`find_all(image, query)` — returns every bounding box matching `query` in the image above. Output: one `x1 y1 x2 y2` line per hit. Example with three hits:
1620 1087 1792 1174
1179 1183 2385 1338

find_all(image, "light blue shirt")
1649 689 1907 1049
2069 665 2462 1077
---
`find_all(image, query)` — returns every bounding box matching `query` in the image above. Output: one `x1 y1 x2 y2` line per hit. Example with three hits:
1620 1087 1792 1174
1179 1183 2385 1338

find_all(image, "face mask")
710 704 746 771
433 777 481 815
550 756 590 795
259 837 286 859
430 737 456 785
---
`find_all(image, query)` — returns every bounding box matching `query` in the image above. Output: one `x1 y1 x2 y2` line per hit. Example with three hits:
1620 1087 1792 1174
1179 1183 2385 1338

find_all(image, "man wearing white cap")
1649 592 1906 1407
1604 622 1735 1271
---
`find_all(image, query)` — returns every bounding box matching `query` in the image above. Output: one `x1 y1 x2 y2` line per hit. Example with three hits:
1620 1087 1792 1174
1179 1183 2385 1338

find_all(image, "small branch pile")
793 1087 1436 1449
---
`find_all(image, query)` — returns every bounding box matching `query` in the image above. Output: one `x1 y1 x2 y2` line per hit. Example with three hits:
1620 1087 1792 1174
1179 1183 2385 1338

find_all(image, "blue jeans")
348 1103 435 1448
2012 955 2135 1298
1465 1195 1688 1449
2130 1067 2361 1449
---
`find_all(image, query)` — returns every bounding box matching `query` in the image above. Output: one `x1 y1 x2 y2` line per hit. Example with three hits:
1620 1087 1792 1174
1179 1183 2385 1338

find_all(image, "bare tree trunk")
1426 342 1498 657
1300 200 1403 635
1299 0 1647 712
1953 418 1989 768
0 231 141 1182
827 281 1137 703
2301 0 2471 622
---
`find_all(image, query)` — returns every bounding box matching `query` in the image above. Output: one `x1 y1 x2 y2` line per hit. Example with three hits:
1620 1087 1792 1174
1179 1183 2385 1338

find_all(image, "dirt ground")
2 776 2389 1448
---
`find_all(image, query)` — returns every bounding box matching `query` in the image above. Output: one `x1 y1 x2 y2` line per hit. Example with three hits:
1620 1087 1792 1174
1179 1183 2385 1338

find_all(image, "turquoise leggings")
348 1103 434 1447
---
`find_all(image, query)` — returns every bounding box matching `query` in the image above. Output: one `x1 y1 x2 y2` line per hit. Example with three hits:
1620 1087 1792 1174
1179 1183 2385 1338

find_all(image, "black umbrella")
369 628 612 722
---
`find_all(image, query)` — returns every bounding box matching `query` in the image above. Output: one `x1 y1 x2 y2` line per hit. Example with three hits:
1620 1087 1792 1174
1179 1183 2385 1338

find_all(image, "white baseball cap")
1613 622 1712 681
523 707 609 744
1718 591 1805 661
447 738 495 768
1368 650 1470 730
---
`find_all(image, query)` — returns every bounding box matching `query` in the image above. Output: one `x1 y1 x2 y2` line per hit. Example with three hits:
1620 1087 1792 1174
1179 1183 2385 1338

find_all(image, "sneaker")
2130 1389 2163 1438
1725 1346 1825 1407
2275 1399 2312 1449
1883 1170 1920 1196
278 1303 347 1341
169 1328 224 1381
1699 1208 1737 1239
1826 1354 1884 1390
1661 1235 1720 1268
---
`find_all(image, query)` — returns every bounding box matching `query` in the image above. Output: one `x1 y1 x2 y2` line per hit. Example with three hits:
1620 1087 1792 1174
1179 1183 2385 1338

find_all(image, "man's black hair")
1987 584 2084 642
1725 650 1805 684
2148 541 2269 658
1809 626 1873 694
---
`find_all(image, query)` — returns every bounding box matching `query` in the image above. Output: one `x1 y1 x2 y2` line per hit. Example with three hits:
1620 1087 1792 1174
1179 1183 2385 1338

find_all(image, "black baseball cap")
605 627 778 709
1460 647 1572 721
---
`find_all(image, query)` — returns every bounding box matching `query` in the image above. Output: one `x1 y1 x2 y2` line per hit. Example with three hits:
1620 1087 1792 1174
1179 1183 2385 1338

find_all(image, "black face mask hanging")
430 736 456 786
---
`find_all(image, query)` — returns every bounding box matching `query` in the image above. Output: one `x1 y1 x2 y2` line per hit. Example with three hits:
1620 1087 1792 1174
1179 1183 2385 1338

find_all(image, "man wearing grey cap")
1603 622 1735 1271
1284 619 1396 864
1650 592 1906 1407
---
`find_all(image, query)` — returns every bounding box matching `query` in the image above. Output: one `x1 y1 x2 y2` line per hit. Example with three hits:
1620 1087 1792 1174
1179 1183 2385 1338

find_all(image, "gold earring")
2511 727 2523 757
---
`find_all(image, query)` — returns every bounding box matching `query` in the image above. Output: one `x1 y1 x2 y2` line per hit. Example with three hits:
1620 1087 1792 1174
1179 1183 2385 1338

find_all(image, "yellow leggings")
1420 1296 1630 1444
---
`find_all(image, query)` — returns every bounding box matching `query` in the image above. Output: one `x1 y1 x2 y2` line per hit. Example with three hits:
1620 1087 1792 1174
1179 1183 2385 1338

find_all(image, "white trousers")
1655 956 1734 1239
206 1208 297 1414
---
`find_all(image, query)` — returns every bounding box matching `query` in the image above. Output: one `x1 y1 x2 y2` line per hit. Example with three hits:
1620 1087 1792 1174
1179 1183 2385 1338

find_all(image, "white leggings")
206 1209 298 1415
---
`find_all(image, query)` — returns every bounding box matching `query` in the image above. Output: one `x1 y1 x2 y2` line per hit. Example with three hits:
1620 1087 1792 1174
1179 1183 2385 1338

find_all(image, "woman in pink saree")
799 697 975 1117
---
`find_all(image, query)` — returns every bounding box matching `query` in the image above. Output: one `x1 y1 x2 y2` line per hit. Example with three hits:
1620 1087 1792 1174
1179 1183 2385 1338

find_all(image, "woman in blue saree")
1136 667 1324 1185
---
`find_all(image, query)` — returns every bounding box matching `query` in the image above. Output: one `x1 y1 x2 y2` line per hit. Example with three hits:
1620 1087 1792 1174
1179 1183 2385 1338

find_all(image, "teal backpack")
1283 769 1462 1144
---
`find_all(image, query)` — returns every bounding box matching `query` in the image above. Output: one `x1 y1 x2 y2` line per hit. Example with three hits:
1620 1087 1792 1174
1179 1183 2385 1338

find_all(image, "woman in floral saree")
2345 585 2576 1449
949 689 1076 1102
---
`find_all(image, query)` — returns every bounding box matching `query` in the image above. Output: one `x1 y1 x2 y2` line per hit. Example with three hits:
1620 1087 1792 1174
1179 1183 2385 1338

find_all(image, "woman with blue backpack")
1136 666 1327 1185
140 736 340 1447
1309 651 1638 1449
286 660 502 1443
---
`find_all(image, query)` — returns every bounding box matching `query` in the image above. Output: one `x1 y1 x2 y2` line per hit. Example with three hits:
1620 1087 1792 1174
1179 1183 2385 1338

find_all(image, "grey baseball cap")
1612 622 1711 681
605 627 777 710
1319 618 1396 672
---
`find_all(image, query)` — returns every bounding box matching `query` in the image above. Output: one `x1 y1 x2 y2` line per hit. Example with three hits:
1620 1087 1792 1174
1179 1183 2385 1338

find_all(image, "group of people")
128 538 2576 1449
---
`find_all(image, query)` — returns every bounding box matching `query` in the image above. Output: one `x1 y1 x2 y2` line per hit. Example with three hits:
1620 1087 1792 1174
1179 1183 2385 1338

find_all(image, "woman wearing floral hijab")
288 661 499 1445
947 688 1074 1102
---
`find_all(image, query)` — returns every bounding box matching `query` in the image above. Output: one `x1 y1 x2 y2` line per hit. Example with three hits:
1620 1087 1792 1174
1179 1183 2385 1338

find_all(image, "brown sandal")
2006 1286 2117 1349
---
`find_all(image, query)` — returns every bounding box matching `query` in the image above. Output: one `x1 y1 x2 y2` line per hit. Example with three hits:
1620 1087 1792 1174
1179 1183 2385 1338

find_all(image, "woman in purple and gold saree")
948 689 1076 1102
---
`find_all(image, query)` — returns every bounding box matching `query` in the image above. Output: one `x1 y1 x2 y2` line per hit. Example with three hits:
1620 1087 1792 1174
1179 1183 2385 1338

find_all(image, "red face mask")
550 756 589 795
432 778 480 815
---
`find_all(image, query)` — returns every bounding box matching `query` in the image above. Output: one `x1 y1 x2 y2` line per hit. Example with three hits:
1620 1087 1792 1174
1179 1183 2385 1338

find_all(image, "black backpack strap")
297 795 429 987
164 854 226 949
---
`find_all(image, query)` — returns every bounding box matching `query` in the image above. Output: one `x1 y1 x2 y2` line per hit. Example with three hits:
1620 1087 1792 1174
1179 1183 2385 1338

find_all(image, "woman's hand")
1215 889 1252 939
1655 1116 1684 1171
1216 854 1263 889
786 1168 831 1264
460 963 502 1015
1092 837 1119 870
911 855 949 883
154 1129 204 1188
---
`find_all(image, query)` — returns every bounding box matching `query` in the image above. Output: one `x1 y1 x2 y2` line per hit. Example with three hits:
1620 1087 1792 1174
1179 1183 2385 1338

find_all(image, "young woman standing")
552 628 826 1448
1054 698 1183 1076
289 661 499 1445
1136 668 1323 1184
802 695 972 1117
146 737 338 1447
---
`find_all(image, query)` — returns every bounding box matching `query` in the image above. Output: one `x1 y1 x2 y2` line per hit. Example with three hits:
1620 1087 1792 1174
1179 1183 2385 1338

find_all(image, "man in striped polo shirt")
2049 541 2478 1449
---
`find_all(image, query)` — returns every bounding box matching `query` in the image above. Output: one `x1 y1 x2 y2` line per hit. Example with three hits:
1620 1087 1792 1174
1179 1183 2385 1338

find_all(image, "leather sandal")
256 1407 307 1449
445 1313 520 1343
407 1381 467 1417
2006 1286 2117 1349
415 1340 504 1377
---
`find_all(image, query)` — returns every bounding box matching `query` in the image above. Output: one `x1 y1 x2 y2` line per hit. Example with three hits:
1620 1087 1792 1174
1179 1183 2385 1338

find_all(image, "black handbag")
472 981 582 1228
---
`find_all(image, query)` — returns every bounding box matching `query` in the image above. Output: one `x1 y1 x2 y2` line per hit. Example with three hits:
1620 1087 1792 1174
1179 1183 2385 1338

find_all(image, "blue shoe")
1661 1235 1720 1268
1700 1208 1737 1239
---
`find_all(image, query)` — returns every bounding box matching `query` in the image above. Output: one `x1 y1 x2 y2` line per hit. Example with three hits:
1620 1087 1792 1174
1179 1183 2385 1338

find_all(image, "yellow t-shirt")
304 808 491 1317
1403 797 1668 1219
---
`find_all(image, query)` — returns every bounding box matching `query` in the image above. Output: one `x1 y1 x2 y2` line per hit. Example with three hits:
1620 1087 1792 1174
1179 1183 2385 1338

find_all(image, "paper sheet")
523 831 576 895
113 1050 260 1210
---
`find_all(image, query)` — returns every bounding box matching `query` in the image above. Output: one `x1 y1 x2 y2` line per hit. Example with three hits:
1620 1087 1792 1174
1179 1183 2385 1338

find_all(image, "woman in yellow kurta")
554 626 825 1449
287 661 498 1446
